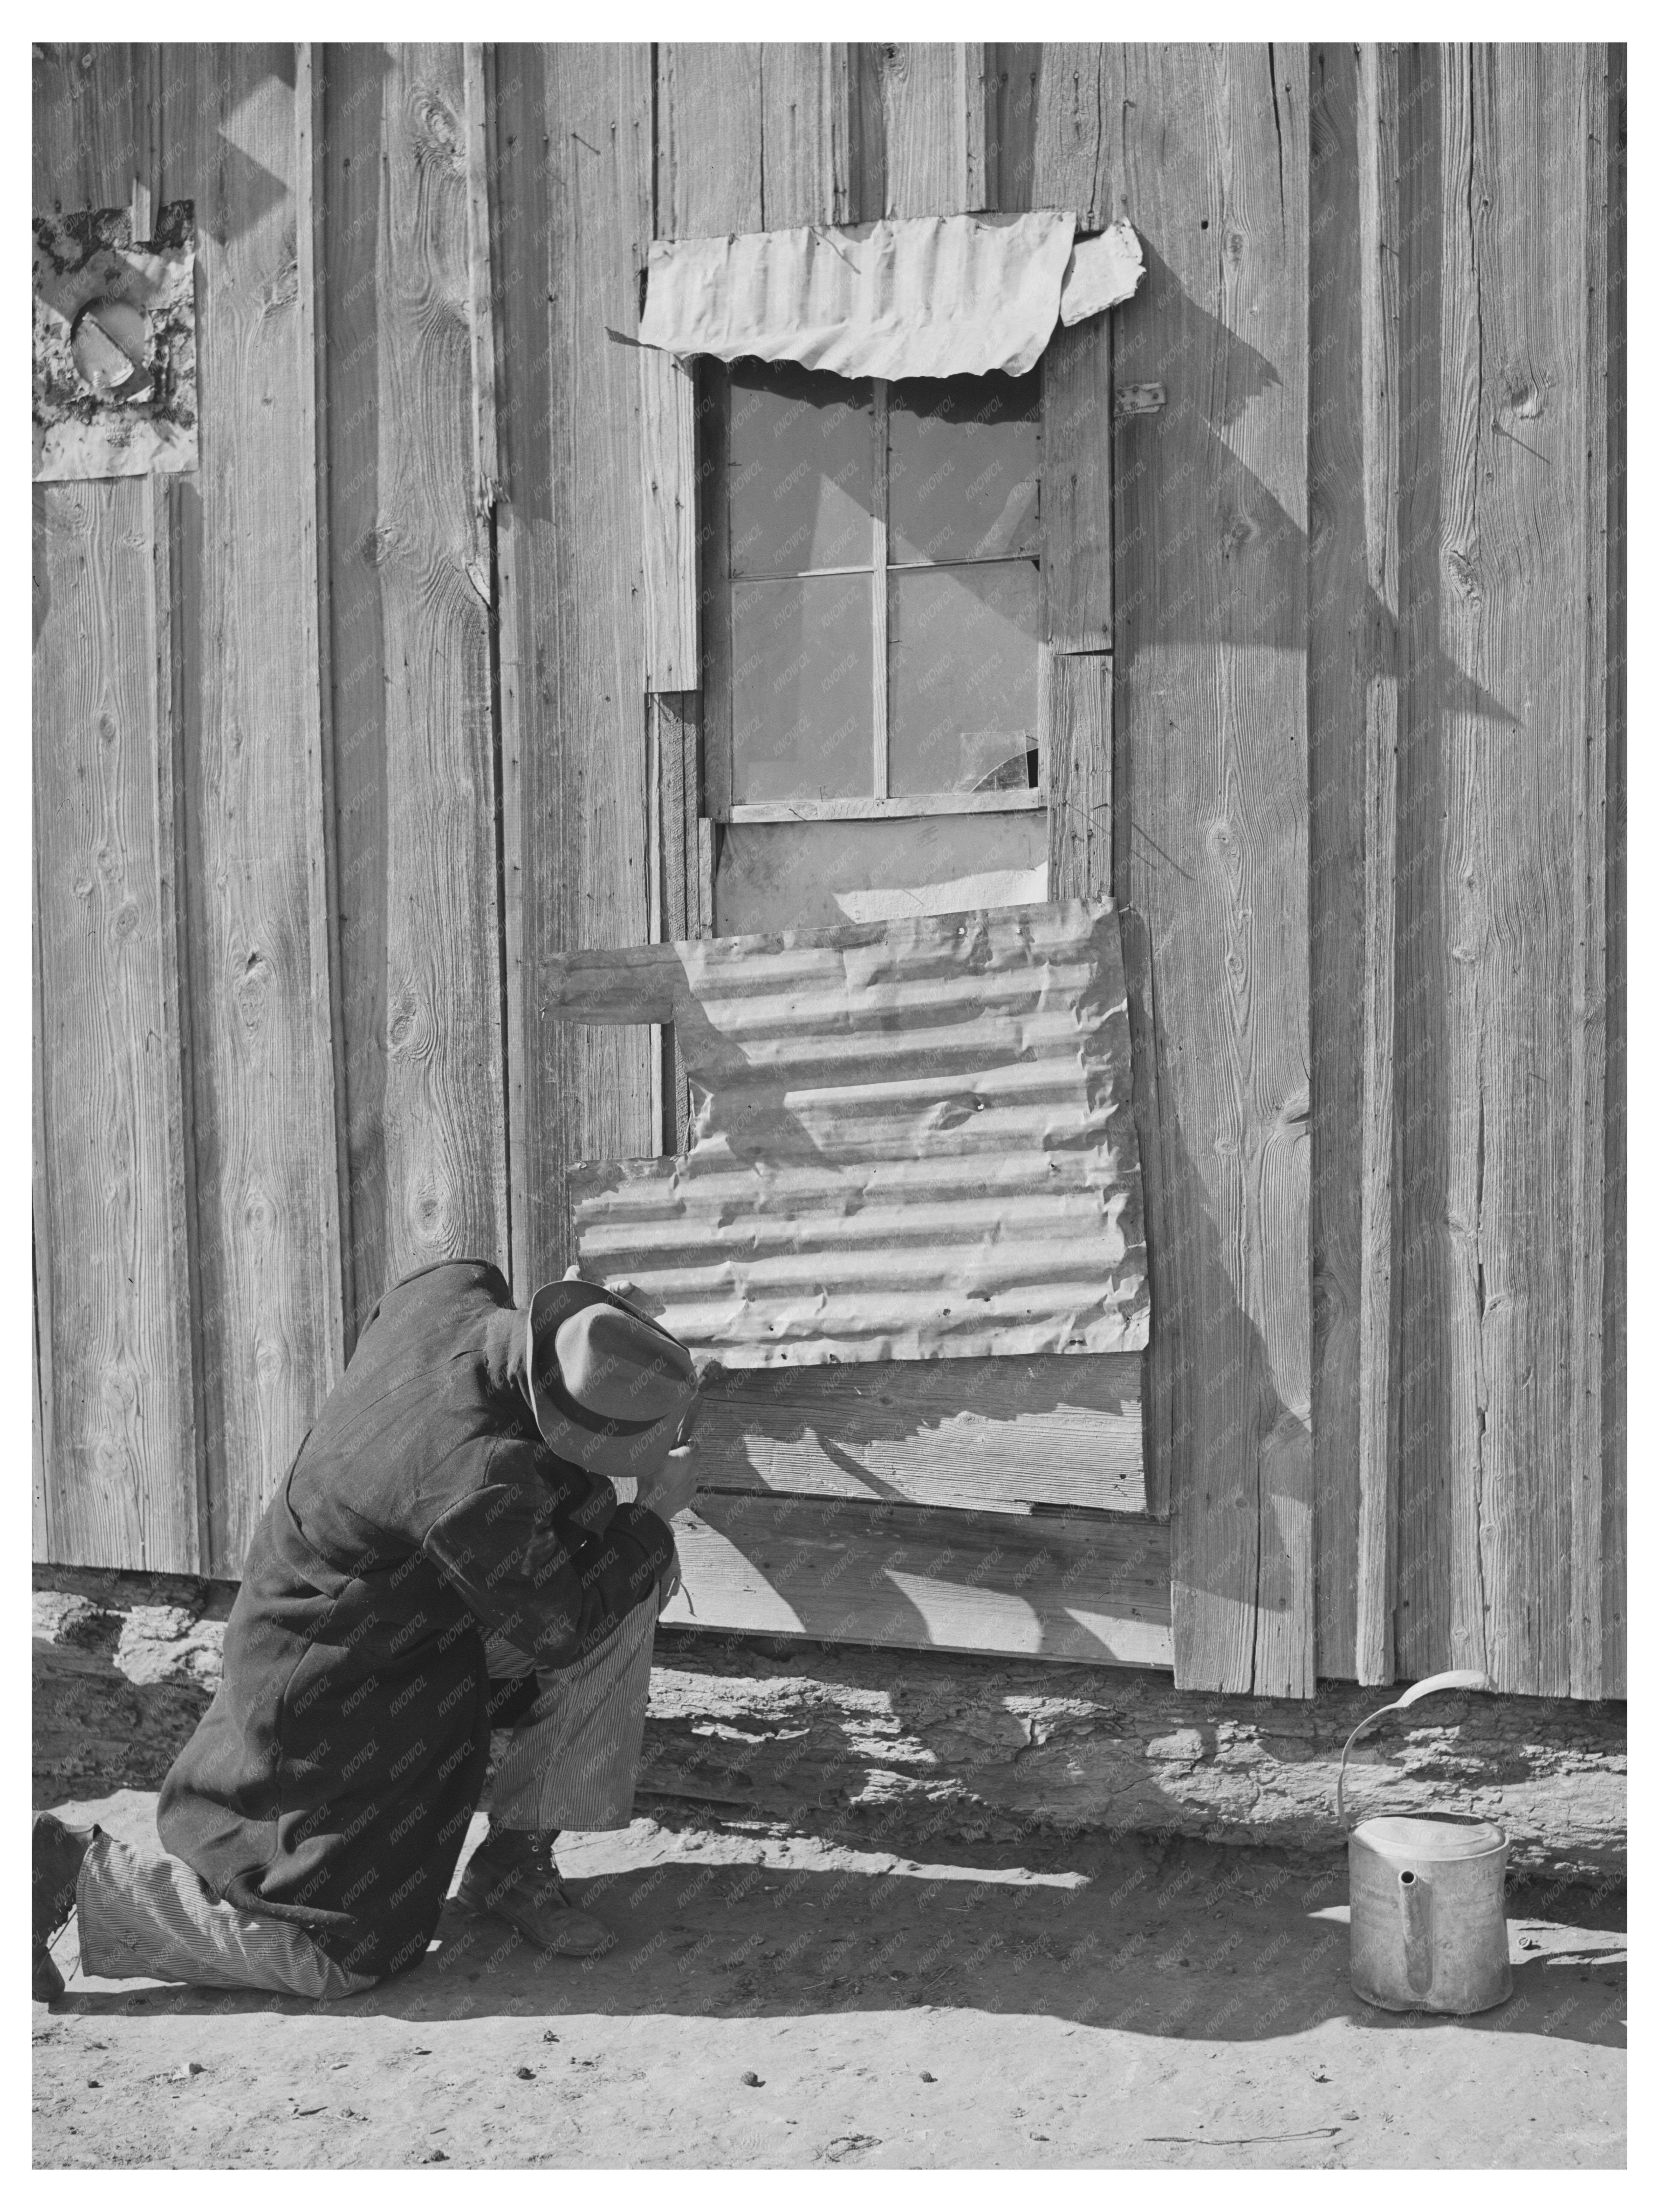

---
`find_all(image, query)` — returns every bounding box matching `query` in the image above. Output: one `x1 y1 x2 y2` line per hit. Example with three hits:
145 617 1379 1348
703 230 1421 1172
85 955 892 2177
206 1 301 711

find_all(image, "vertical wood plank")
322 45 508 1328
1353 45 1403 1687
640 346 699 690
1029 50 1169 1520
32 43 150 215
160 45 344 1571
148 471 210 1565
1029 44 1127 233
348 44 507 1297
1454 48 1586 1694
1600 42 1627 1699
1114 45 1313 1693
657 44 763 236
1309 44 1402 1685
878 44 981 217
33 480 201 1569
1042 319 1113 652
297 48 353 1384
757 44 847 229
32 1245 52 1561
1046 651 1112 903
696 357 734 819
33 520 57 1568
1308 43 1366 1679
491 45 656 1287
1392 42 1453 1680
1571 43 1614 1700
317 42 390 1345
985 44 1042 213
1395 47 1608 1696
32 48 201 1573
653 690 705 1153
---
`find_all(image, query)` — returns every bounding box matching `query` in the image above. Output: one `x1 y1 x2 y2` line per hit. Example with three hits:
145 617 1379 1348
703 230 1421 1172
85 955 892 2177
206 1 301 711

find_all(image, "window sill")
721 791 1047 825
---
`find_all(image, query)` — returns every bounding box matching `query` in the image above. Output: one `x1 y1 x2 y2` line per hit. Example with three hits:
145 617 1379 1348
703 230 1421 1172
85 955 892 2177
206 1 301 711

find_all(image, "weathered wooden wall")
33 43 1625 1698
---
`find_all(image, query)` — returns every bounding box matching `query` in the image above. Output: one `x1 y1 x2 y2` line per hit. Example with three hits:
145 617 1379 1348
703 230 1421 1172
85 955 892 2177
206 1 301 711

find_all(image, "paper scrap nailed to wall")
32 202 198 482
639 210 1144 383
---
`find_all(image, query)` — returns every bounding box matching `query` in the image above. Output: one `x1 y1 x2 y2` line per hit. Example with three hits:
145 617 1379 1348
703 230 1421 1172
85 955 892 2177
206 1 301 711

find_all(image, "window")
703 359 1046 821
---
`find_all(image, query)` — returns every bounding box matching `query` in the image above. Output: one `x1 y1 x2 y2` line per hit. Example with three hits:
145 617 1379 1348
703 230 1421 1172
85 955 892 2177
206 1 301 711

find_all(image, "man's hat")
524 1276 698 1479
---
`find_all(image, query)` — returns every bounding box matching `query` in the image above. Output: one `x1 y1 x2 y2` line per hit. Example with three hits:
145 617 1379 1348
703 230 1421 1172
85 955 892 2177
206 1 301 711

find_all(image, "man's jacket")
156 1259 672 1979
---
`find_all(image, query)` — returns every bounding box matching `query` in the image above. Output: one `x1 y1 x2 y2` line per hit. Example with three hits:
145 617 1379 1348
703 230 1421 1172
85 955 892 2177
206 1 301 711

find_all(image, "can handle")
1336 1669 1490 1827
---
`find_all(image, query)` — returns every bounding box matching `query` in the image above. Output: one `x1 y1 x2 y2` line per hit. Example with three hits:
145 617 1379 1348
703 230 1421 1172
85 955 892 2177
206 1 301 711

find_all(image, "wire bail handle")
1335 1669 1491 1828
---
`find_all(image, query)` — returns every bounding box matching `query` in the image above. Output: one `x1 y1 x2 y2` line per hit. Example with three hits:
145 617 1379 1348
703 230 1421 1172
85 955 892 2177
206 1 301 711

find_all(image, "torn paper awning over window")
557 900 1149 1369
638 212 1143 382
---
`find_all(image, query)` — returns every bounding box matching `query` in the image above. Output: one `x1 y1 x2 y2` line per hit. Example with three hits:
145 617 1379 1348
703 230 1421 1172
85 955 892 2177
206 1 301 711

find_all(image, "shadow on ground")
48 1800 1626 2051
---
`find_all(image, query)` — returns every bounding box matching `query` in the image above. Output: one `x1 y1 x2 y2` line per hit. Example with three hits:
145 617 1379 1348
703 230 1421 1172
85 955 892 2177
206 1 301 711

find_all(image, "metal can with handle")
1337 1669 1513 2015
1348 1812 1512 2013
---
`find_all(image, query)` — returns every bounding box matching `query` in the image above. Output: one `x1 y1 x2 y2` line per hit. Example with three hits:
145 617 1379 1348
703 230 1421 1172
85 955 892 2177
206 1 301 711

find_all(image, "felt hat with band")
524 1276 698 1478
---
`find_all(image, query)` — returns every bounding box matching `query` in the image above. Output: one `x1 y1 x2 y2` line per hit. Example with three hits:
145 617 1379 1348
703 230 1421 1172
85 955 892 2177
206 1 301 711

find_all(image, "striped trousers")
72 1599 657 1999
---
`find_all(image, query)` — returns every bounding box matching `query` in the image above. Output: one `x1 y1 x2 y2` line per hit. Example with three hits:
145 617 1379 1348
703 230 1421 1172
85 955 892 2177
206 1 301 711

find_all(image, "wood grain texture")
639 346 698 690
695 357 734 819
875 44 984 217
757 44 851 228
159 45 344 1571
316 42 391 1339
1046 651 1112 904
1307 44 1366 1679
1600 43 1627 1699
1575 41 1619 1702
1393 48 1610 1696
1112 46 1313 1693
654 690 705 1154
31 48 202 1575
985 44 1042 213
33 476 202 1571
1308 45 1402 1685
690 1354 1144 1515
31 43 152 216
1028 44 1128 234
661 1493 1172 1667
1392 43 1453 1680
318 43 508 1322
489 46 656 1289
1042 316 1113 651
1353 46 1403 1689
656 44 763 237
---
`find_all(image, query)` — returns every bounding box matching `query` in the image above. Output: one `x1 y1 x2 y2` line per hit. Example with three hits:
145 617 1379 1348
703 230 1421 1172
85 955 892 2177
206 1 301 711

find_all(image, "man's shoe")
33 1814 96 2001
457 1830 615 1958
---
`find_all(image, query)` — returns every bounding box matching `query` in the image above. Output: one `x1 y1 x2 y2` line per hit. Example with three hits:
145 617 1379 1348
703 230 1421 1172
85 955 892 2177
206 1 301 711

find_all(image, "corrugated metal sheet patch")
569 900 1148 1368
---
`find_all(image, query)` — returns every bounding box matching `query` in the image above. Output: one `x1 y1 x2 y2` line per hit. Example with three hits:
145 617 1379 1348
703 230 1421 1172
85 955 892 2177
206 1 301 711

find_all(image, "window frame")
698 357 1052 827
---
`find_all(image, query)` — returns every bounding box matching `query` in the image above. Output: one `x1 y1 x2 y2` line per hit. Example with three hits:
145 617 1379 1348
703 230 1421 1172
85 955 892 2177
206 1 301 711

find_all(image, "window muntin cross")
716 360 1044 815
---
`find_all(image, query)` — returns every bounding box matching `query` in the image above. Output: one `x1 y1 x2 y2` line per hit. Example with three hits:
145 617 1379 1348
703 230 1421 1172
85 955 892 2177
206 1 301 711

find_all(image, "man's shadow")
58 1824 1623 2050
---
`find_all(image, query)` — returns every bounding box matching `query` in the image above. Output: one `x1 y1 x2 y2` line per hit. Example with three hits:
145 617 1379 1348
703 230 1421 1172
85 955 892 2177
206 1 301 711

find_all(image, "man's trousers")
70 1600 657 2000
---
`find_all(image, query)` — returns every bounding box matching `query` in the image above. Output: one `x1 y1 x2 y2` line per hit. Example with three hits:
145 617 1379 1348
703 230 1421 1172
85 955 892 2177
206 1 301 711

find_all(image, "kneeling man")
33 1259 701 2001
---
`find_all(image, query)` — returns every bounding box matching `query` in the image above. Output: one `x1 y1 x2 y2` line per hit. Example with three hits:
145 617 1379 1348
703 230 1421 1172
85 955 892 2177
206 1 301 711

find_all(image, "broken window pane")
887 372 1040 564
731 574 874 802
728 361 875 576
888 561 1041 797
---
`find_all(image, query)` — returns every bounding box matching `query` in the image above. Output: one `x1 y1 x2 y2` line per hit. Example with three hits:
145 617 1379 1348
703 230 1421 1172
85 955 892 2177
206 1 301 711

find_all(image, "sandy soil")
33 1789 1625 2169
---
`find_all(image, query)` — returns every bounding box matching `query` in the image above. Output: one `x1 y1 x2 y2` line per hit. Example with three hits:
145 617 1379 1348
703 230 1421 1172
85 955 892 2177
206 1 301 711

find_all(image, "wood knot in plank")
358 525 402 570
1445 547 1483 606
258 251 300 319
1501 367 1546 420
410 88 466 179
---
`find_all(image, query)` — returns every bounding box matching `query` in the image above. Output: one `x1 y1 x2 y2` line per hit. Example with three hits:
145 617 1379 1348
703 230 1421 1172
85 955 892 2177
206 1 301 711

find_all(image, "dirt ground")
33 1787 1625 2170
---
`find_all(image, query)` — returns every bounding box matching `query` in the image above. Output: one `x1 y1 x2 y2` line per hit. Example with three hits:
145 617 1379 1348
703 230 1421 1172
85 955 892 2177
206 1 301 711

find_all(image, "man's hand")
636 1440 702 1527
